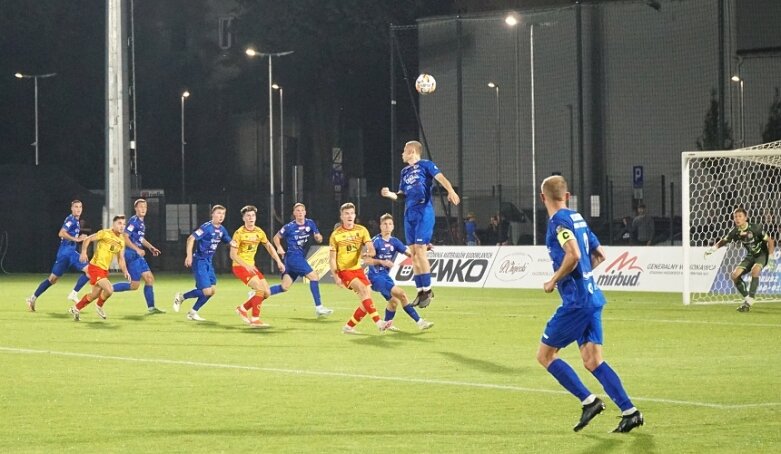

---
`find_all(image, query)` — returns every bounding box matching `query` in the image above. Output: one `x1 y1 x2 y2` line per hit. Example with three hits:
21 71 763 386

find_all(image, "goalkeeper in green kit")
705 207 776 312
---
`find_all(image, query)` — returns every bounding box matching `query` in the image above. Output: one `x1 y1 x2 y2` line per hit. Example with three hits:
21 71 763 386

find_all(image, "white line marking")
1 346 777 410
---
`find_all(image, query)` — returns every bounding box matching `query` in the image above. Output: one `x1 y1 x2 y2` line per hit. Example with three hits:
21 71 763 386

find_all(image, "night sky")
0 0 469 194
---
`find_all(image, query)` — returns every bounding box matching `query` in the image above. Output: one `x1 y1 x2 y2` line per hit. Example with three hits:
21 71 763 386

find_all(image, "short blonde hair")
541 176 568 202
405 140 423 155
211 204 226 214
340 202 356 213
380 213 393 223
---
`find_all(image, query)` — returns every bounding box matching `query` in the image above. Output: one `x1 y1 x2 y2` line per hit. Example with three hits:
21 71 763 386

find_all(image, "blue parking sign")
633 166 644 188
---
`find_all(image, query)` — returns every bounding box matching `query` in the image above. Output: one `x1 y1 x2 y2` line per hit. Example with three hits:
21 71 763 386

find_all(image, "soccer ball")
415 73 437 95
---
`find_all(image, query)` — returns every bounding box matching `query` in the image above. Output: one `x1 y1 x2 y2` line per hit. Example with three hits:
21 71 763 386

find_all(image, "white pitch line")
1 346 778 410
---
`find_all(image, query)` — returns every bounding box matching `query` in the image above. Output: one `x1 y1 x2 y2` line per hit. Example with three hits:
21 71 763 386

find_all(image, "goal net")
682 141 781 304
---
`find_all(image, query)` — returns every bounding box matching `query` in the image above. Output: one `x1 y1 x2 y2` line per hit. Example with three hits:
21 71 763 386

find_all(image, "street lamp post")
731 74 745 147
181 90 190 202
15 72 57 166
487 82 502 214
529 23 539 245
246 48 294 239
273 83 285 213
505 15 550 245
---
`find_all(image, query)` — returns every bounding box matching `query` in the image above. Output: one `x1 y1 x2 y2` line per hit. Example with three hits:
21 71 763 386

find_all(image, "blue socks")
403 304 421 322
74 274 90 292
143 286 155 308
112 283 154 308
192 295 211 311
183 289 204 300
310 281 321 306
385 309 396 321
270 284 283 296
547 358 591 401
34 279 53 297
413 275 423 290
592 362 634 411
420 273 432 289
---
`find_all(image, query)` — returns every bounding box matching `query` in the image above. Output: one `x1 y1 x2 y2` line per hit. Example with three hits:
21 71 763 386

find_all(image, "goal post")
681 141 781 305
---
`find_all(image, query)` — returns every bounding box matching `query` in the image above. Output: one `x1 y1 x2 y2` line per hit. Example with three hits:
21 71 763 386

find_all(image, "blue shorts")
126 254 151 281
541 304 604 349
283 254 314 281
369 273 394 301
405 206 435 245
50 249 87 277
193 258 217 289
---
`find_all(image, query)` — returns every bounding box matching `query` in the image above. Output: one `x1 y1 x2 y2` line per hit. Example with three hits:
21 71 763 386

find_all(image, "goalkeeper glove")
704 247 716 258
767 258 776 270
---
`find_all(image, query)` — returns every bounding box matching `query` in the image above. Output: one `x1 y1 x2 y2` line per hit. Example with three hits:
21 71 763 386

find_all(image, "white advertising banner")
387 245 724 292
391 246 498 288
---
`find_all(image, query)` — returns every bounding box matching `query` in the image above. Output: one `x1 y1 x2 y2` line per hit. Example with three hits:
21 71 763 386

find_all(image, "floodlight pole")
246 49 293 241
181 91 190 201
15 72 57 166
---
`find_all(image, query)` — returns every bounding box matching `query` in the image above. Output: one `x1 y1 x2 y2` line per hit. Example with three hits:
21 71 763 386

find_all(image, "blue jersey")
367 234 407 277
125 215 146 249
57 214 81 255
277 219 320 258
399 159 441 210
546 208 605 309
465 219 477 242
191 221 232 261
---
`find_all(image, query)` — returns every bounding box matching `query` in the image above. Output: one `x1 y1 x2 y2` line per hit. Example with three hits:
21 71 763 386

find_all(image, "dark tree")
697 88 733 151
761 87 781 143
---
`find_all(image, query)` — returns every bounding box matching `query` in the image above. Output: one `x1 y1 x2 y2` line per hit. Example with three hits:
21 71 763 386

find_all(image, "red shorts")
337 269 369 288
232 266 264 284
88 263 109 285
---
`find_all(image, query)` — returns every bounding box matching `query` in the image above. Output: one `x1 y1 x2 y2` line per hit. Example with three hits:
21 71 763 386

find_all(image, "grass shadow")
83 321 121 330
437 351 523 375
579 431 655 454
286 317 340 325
44 312 71 319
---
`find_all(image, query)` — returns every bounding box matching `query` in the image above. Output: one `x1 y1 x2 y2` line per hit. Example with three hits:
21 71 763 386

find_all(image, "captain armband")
556 228 575 247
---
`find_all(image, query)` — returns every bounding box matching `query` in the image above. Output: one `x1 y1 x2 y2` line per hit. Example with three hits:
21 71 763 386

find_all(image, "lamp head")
14 72 24 79
182 91 190 98
505 14 519 27
245 48 257 57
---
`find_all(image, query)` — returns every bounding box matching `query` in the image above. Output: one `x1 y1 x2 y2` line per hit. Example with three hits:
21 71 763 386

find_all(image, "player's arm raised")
434 173 460 205
380 187 404 202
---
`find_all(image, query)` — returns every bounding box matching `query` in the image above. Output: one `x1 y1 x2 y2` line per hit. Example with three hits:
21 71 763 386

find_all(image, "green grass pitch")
1 273 779 453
